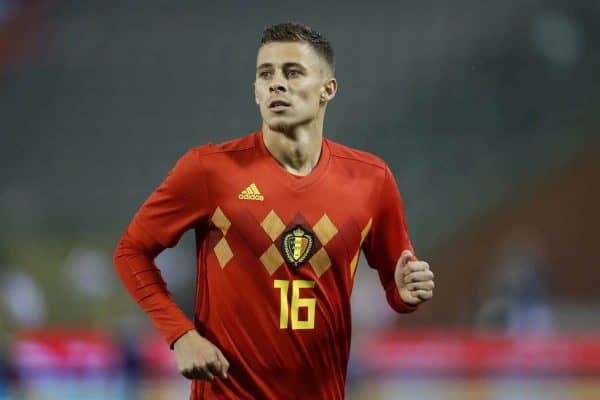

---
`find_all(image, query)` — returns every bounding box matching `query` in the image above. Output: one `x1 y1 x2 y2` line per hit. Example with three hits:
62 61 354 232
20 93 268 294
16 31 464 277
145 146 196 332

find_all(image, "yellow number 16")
273 280 316 330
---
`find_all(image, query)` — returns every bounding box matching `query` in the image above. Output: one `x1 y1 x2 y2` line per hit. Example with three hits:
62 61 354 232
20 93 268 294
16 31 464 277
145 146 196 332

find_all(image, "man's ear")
320 78 337 103
254 82 260 105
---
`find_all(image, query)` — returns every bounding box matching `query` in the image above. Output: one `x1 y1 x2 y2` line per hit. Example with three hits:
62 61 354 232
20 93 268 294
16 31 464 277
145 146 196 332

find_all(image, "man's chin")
265 115 313 134
270 123 292 134
266 118 295 134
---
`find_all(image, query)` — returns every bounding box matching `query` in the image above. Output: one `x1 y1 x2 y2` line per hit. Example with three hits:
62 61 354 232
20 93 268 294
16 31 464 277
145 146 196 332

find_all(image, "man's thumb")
398 250 415 267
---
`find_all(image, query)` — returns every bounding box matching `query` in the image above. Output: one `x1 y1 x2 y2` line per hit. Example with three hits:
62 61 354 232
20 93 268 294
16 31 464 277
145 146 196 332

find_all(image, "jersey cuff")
168 324 197 349
385 282 419 314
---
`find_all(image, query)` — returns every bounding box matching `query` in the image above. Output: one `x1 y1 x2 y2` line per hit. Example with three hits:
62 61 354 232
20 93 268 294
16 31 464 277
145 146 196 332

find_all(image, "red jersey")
114 131 417 399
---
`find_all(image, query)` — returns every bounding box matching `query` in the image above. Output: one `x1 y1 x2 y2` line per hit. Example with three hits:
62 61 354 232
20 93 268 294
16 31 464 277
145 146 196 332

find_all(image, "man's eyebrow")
282 62 306 70
256 62 307 70
257 63 273 70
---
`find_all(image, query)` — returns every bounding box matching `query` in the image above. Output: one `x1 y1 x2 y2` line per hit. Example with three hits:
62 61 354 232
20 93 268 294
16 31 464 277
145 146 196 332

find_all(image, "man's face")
255 42 334 132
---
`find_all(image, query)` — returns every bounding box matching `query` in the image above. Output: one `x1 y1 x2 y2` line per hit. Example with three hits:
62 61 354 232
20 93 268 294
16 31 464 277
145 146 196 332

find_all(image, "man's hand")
173 329 230 380
394 250 434 306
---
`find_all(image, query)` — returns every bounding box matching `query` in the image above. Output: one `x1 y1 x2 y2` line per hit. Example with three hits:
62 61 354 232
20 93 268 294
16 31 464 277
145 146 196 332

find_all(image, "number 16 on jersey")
274 280 316 330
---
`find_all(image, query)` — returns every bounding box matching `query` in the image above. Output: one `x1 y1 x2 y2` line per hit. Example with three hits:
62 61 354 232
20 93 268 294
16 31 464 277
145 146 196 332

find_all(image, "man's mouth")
268 100 291 109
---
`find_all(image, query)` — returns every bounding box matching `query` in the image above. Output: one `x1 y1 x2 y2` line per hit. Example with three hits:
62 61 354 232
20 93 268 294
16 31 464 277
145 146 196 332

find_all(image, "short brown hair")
260 22 335 72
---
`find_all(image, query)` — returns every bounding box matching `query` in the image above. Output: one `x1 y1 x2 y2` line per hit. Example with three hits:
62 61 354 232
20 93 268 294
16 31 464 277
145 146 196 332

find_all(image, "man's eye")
287 70 300 78
259 71 271 79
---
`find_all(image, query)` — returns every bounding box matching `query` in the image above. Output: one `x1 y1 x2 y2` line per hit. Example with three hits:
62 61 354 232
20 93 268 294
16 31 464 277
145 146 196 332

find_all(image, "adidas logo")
238 183 264 201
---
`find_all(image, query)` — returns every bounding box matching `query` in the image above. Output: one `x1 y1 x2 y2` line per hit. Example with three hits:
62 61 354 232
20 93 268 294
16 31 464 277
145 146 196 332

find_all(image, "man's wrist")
169 327 197 349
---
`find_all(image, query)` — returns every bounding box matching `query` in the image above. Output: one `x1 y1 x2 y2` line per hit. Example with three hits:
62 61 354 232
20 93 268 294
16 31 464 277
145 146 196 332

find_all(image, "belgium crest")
281 225 314 268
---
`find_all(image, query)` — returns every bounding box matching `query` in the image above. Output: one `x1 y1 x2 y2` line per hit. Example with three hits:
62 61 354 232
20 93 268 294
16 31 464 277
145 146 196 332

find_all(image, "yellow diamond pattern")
313 214 338 245
361 218 373 242
214 238 233 269
255 211 348 277
349 251 360 279
309 248 332 277
260 244 284 275
211 207 231 235
350 218 373 279
260 210 286 242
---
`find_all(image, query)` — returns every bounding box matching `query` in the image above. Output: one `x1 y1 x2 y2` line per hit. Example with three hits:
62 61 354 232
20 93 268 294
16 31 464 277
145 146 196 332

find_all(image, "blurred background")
1 0 599 398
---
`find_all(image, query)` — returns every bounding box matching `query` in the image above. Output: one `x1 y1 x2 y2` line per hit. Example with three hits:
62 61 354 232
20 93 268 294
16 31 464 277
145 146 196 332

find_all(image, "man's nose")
269 83 286 93
269 75 287 93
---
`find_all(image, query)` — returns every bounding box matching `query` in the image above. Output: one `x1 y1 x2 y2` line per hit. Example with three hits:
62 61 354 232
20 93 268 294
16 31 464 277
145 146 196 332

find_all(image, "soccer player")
113 22 434 399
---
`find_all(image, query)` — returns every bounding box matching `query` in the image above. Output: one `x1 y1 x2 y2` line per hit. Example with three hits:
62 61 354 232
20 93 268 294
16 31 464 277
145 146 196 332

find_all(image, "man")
114 22 434 399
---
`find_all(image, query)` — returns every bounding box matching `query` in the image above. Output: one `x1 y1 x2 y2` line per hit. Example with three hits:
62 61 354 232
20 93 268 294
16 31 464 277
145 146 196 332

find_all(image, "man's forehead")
256 42 320 68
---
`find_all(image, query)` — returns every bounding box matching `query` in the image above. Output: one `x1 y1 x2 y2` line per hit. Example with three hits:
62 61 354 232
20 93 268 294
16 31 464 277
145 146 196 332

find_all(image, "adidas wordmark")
238 183 264 201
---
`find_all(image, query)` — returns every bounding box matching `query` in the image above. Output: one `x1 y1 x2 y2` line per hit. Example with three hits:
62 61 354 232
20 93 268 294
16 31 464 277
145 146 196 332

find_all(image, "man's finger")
207 360 224 378
216 350 230 378
404 270 434 284
197 365 214 380
402 261 430 276
415 289 433 300
181 369 194 379
406 281 435 291
397 250 415 268
181 364 214 380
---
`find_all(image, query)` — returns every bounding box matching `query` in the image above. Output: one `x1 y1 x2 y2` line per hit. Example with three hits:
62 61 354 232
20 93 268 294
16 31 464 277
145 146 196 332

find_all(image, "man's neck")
262 124 323 176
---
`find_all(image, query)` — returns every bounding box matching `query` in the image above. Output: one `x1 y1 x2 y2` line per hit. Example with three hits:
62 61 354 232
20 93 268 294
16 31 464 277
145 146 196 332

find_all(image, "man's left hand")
394 250 434 306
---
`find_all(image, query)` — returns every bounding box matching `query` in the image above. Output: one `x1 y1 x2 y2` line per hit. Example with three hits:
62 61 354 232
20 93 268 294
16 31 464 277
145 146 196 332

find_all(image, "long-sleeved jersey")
113 131 417 399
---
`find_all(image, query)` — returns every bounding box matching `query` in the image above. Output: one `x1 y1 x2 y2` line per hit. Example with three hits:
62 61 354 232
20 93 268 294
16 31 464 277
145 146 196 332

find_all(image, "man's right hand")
173 329 230 380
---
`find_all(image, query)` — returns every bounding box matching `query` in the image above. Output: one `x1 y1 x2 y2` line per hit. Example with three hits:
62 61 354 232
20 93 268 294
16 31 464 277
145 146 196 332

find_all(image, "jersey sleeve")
114 226 195 347
362 165 418 313
134 148 211 248
113 149 211 346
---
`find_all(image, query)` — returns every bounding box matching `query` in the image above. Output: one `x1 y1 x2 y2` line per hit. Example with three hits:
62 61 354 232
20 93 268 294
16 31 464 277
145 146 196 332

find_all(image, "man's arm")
114 222 229 380
363 165 433 312
113 221 195 346
113 149 228 380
